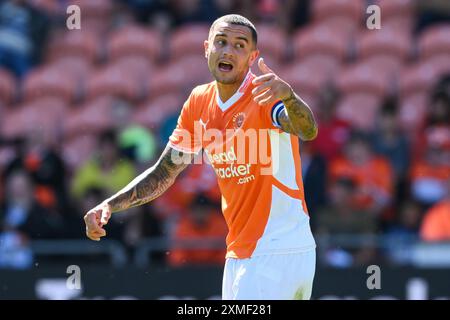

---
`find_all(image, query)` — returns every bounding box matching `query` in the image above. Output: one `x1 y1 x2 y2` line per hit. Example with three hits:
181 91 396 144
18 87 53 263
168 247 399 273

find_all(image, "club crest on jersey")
232 112 245 129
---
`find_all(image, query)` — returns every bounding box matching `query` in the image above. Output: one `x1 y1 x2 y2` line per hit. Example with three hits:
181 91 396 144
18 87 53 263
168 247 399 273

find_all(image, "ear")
204 40 209 59
248 49 260 67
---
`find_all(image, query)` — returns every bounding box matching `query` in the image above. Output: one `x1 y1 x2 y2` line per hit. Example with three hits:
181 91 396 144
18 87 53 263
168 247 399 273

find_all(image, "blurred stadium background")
0 0 449 299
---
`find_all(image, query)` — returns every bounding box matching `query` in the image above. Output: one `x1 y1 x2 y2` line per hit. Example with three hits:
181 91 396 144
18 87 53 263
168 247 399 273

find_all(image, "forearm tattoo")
280 91 318 140
106 144 192 212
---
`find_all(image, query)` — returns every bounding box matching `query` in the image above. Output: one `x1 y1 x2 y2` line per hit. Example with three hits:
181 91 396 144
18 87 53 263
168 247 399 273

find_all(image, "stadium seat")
65 96 114 139
292 25 349 63
1 97 67 139
376 0 414 33
336 62 390 98
46 29 101 64
254 24 287 64
418 24 450 61
399 60 450 99
335 93 383 131
279 61 335 98
70 0 113 19
356 28 412 63
109 55 154 91
133 94 184 130
107 25 162 63
376 0 414 18
0 68 16 106
311 0 364 24
22 66 77 103
314 16 360 41
169 24 210 60
148 56 212 99
86 64 144 102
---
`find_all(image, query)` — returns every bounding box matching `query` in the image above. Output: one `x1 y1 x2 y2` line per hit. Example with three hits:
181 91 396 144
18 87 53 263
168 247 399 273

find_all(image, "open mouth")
218 61 233 72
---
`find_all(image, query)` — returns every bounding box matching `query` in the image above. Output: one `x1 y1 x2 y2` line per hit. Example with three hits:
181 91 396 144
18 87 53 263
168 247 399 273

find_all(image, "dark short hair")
209 14 258 46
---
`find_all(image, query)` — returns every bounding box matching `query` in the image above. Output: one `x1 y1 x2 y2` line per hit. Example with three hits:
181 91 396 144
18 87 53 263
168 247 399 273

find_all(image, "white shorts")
222 249 316 300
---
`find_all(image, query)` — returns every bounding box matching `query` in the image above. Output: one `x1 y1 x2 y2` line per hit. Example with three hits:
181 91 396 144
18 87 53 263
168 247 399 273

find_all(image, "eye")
217 39 226 46
236 43 244 49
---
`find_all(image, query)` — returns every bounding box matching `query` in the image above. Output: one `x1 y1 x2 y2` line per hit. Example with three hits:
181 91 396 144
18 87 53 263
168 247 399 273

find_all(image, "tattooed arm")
278 90 318 141
84 144 193 241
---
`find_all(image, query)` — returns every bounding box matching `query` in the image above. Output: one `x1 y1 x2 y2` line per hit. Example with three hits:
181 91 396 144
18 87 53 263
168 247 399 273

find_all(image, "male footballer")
84 14 318 300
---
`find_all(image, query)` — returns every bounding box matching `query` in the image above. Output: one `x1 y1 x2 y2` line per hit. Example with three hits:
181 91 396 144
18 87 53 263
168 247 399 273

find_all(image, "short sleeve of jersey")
169 90 202 154
261 100 286 130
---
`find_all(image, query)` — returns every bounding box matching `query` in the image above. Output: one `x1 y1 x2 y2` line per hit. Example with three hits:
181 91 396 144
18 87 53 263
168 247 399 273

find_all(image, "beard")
209 66 246 85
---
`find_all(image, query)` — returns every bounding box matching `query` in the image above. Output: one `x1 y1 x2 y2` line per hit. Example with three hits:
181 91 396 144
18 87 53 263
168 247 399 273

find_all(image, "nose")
222 43 234 57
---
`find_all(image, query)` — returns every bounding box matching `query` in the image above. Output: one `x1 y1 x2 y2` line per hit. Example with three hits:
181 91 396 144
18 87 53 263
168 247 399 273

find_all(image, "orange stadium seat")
133 94 184 130
1 97 67 139
0 68 16 106
335 93 382 131
311 0 364 23
336 62 390 98
65 96 114 139
46 29 102 64
254 24 287 65
148 56 212 99
86 64 144 102
169 24 210 60
418 24 450 61
292 25 349 63
22 66 77 103
107 25 162 63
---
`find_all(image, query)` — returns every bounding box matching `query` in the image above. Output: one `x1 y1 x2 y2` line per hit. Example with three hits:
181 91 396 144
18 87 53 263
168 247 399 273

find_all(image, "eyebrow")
215 32 249 43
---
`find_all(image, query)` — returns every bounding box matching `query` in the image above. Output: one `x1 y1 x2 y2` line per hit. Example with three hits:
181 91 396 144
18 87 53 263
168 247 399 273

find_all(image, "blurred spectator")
371 99 411 205
0 0 49 77
71 129 136 200
415 0 450 33
315 178 378 267
385 200 422 241
420 180 450 241
4 129 67 212
301 142 326 219
169 0 234 27
168 194 227 266
311 85 351 162
241 0 310 32
410 130 450 206
384 200 422 265
329 131 394 214
0 170 64 239
110 98 158 166
371 99 411 182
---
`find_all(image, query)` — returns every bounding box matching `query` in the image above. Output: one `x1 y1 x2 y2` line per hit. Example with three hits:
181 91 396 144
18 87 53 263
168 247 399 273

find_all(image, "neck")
216 70 249 102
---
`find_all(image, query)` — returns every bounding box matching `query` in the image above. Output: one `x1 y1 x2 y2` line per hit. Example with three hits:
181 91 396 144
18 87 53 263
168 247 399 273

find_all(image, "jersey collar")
216 70 254 112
